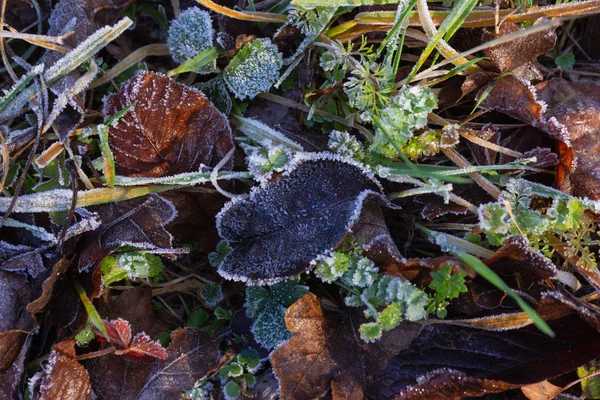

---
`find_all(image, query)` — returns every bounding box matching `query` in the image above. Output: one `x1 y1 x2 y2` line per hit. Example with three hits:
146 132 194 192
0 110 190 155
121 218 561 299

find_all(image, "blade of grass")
74 282 108 338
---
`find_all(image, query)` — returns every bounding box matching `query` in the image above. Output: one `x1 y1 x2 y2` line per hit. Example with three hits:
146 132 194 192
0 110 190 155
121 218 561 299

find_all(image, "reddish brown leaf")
482 19 557 73
93 318 168 363
394 369 519 400
521 380 563 400
34 340 92 400
271 294 366 400
104 71 234 177
535 79 600 199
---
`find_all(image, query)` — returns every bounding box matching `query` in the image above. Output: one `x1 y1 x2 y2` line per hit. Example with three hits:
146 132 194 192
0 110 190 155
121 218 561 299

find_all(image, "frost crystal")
168 7 215 73
116 252 163 280
223 39 282 100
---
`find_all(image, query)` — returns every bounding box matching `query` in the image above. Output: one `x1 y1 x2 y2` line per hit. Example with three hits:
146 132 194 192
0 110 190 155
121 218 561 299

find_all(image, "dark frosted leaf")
484 236 559 284
104 71 234 177
136 328 220 400
78 194 183 271
34 340 92 400
0 270 35 372
271 294 366 400
216 154 385 284
368 316 600 399
0 240 45 277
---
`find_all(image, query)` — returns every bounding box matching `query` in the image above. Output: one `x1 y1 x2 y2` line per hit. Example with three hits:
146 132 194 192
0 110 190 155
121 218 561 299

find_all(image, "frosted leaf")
200 284 224 308
223 39 282 100
440 124 460 149
195 76 232 114
78 194 184 271
371 86 438 157
103 71 234 177
328 130 365 161
216 153 385 284
314 252 350 283
116 252 163 280
246 144 293 180
251 302 291 350
345 257 377 288
359 322 382 343
168 7 215 73
499 178 533 210
478 202 511 235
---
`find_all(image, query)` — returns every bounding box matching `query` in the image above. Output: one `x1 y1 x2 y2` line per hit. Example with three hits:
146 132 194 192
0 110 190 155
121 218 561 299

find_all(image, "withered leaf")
535 79 600 199
482 18 557 74
216 154 385 284
369 316 600 399
271 294 366 400
484 236 559 284
481 77 600 199
85 288 171 399
0 270 35 372
0 240 45 278
104 71 234 177
34 340 92 400
136 328 220 400
78 194 183 271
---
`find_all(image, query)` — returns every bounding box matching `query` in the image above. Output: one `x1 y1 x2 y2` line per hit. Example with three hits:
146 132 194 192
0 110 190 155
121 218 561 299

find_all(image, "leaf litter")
3 0 600 399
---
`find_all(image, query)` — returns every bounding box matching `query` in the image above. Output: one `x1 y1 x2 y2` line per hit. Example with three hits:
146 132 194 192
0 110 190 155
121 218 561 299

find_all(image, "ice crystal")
168 7 215 73
223 39 282 100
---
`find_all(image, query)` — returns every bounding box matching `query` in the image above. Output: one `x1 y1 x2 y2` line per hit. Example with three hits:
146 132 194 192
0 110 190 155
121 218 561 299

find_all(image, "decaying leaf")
136 328 220 400
32 340 92 400
482 77 600 199
78 194 183 271
482 18 557 74
0 240 45 278
0 270 35 372
271 294 366 400
104 71 234 177
369 316 600 399
216 153 386 284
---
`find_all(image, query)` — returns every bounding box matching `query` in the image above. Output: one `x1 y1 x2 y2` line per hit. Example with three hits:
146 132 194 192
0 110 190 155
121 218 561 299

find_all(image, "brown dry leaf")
482 18 557 74
394 369 520 400
521 380 563 400
271 294 366 400
34 340 92 400
535 79 600 199
481 77 600 199
104 71 234 177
